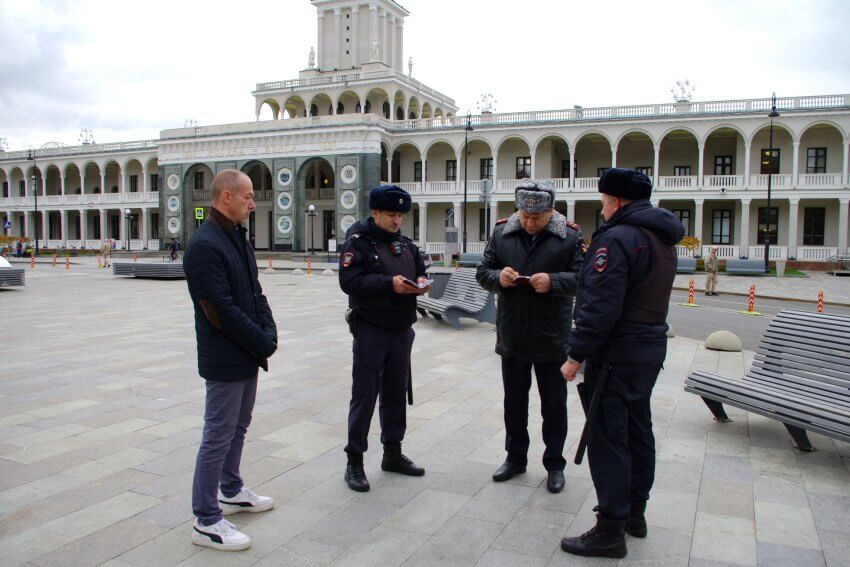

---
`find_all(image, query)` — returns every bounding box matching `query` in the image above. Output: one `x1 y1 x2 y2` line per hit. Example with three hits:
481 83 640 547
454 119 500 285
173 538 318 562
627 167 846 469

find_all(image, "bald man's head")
211 169 255 223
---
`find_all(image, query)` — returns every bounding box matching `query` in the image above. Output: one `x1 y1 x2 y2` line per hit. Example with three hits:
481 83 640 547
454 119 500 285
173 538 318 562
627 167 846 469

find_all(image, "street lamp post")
462 111 473 253
124 208 132 252
26 150 39 255
764 93 780 274
307 204 317 255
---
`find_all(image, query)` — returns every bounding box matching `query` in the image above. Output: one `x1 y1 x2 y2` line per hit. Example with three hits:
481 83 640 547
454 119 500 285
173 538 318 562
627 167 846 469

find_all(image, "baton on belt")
407 363 414 405
574 363 610 465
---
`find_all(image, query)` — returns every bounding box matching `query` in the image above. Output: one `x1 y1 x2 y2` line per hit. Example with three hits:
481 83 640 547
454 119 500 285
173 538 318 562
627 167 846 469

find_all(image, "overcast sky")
2 0 848 152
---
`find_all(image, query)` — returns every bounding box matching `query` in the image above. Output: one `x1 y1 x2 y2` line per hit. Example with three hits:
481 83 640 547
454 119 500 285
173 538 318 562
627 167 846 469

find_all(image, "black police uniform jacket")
338 218 427 329
183 207 278 382
476 211 584 363
568 199 685 370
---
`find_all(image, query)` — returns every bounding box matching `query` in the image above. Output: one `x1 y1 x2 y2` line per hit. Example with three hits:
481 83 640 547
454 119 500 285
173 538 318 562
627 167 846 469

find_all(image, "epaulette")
566 220 581 231
495 217 509 225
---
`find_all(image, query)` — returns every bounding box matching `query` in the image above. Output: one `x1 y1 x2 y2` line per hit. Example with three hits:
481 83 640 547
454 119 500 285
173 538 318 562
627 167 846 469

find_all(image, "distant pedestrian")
16 240 23 258
100 240 111 267
705 246 719 296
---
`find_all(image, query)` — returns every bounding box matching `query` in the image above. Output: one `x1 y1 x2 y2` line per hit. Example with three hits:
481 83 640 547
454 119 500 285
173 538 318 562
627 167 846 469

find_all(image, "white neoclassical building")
2 0 849 263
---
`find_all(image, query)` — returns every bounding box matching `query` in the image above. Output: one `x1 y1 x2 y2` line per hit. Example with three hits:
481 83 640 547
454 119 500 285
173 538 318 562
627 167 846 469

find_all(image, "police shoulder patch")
495 217 509 225
593 247 608 273
566 220 581 231
341 251 355 268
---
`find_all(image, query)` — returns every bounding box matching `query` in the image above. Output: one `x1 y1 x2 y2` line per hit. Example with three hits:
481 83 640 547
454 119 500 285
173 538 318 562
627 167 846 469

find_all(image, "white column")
489 200 500 229
744 143 752 186
455 150 463 192
41 210 48 247
120 167 126 194
530 156 536 180
418 202 427 246
610 147 617 169
838 199 849 255
389 100 395 121
843 142 850 187
395 20 402 71
100 173 106 194
317 11 325 69
60 210 68 246
421 158 427 193
99 209 106 240
386 155 393 184
24 212 31 240
351 6 359 67
740 199 751 255
60 175 66 197
80 209 87 241
141 208 148 245
453 201 462 234
390 16 396 69
119 209 126 248
652 145 660 187
787 198 799 259
492 156 499 193
382 10 389 64
792 142 800 187
697 144 705 187
566 199 576 223
333 8 341 70
369 4 378 55
694 199 704 253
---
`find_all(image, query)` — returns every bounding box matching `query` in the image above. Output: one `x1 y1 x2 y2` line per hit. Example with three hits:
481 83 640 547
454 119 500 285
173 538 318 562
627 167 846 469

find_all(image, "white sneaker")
218 487 274 515
191 518 251 551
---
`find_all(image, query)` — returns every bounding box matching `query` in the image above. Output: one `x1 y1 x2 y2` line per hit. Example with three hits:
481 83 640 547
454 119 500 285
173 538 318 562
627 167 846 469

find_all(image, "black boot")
344 452 370 492
560 515 627 558
381 443 425 476
625 501 647 538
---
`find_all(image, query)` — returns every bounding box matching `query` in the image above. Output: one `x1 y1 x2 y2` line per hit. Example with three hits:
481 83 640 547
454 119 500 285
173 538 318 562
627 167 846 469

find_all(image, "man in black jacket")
476 179 584 493
560 168 684 559
184 169 278 552
339 184 430 492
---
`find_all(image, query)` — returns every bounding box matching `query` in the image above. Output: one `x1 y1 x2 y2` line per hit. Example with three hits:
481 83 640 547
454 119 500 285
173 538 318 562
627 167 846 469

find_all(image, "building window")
151 213 160 240
194 171 204 191
760 148 780 174
597 167 609 177
480 158 493 180
803 207 825 245
714 155 733 175
19 180 25 196
414 161 422 183
712 209 732 244
446 160 457 182
806 148 826 174
479 209 486 241
757 207 779 245
516 157 531 179
150 174 159 192
413 208 419 240
635 166 653 177
2 181 7 197
673 165 691 176
129 175 138 192
672 209 691 235
445 207 454 228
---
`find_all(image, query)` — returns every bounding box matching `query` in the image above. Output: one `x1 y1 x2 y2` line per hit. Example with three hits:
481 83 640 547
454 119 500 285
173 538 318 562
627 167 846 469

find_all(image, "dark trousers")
579 363 659 521
501 357 568 471
192 377 257 526
345 320 414 455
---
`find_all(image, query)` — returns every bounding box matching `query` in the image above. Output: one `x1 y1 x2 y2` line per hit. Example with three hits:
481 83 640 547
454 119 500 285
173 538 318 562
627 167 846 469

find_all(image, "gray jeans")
192 377 257 526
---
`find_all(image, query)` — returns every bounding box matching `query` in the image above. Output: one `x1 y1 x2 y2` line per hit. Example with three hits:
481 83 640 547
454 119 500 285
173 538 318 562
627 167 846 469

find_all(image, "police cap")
598 168 652 200
369 184 412 213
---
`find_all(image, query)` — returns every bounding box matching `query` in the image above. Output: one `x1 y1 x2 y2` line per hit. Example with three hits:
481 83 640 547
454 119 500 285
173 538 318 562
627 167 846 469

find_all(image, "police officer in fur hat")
476 179 584 494
338 184 430 492
559 168 684 558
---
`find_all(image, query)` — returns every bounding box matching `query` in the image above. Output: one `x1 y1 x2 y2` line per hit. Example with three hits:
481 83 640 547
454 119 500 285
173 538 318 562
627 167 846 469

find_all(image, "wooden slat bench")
417 267 496 329
725 259 765 275
0 268 25 287
113 261 186 280
676 257 697 274
684 309 850 450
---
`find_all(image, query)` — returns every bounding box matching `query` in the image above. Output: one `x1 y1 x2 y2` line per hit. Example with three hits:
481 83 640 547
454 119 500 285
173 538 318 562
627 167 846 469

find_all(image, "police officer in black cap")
338 184 430 492
559 169 684 558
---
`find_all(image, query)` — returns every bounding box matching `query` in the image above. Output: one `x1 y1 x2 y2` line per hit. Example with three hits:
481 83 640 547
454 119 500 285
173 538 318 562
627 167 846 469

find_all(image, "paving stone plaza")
1 260 849 566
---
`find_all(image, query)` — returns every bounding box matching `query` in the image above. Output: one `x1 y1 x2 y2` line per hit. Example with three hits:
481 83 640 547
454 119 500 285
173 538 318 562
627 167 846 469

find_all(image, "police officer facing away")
476 180 584 493
338 185 430 492
560 169 684 558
